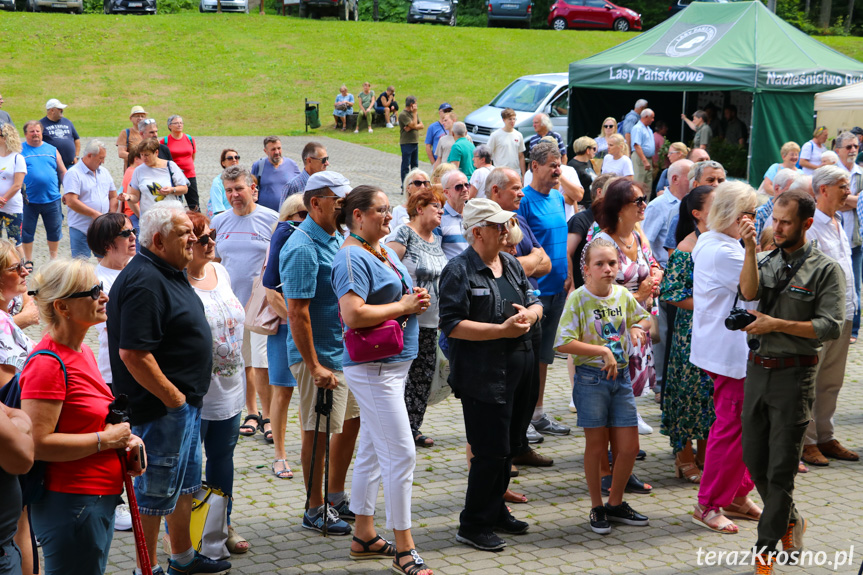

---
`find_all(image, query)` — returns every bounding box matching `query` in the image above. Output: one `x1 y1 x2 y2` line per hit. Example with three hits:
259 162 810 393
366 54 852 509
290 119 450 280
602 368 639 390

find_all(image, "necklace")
349 233 389 265
189 266 207 281
617 232 634 249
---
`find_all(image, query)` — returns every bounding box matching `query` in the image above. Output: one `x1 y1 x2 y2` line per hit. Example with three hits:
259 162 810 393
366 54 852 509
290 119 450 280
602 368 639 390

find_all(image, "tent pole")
681 92 687 141
746 93 754 183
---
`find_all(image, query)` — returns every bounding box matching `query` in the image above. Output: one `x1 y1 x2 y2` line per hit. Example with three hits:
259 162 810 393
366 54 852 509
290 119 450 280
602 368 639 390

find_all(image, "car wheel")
613 17 629 31
340 0 348 19
552 16 566 30
448 12 455 25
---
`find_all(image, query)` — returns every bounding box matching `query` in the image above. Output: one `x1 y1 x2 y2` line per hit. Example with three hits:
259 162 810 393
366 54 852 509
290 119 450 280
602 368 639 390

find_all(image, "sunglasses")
4 261 30 274
411 180 431 188
453 183 470 192
603 124 615 128
631 196 647 206
844 144 859 150
196 230 217 246
224 154 240 161
741 211 756 217
291 210 308 219
309 156 329 164
117 228 138 238
67 283 104 301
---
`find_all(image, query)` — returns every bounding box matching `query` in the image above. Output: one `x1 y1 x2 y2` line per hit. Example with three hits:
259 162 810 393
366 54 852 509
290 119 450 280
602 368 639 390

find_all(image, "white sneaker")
569 398 577 413
636 412 653 435
386 122 394 128
368 128 373 133
114 503 132 531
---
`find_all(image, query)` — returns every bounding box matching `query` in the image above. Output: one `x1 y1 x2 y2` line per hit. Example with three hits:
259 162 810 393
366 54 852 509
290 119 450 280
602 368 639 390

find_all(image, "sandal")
239 412 260 437
798 461 809 474
692 505 738 534
504 489 528 504
272 459 293 479
258 418 272 443
226 525 250 554
392 549 431 575
723 498 761 522
601 473 652 496
674 456 702 484
350 534 396 560
414 433 434 448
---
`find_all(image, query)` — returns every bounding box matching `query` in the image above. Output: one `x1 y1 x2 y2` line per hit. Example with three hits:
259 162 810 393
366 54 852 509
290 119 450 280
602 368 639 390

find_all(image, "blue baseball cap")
439 103 453 111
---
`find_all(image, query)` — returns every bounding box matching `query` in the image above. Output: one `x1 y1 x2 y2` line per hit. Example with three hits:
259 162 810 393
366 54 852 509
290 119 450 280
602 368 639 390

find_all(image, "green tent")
567 1 863 186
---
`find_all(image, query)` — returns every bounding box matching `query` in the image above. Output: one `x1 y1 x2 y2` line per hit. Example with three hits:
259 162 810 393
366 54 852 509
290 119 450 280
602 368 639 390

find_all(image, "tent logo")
666 25 717 57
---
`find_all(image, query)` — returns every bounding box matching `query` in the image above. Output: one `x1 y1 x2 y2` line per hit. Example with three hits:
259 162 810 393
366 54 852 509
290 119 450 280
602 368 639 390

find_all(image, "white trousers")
343 360 415 530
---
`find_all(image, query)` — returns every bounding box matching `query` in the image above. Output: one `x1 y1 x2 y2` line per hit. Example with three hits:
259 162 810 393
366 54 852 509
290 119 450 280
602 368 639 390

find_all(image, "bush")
707 139 747 179
357 0 408 21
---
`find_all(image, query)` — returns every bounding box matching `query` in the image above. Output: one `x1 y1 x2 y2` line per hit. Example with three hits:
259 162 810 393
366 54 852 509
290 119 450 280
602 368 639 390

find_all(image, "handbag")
190 484 230 561
244 262 279 336
427 338 452 406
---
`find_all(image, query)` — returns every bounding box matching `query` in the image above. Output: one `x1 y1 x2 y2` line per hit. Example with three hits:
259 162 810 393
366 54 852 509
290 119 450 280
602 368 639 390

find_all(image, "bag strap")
166 162 175 187
125 128 130 148
24 350 68 387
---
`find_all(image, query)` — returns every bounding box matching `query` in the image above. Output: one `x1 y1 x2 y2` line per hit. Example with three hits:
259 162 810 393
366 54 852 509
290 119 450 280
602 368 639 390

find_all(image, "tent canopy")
815 82 863 135
569 2 863 93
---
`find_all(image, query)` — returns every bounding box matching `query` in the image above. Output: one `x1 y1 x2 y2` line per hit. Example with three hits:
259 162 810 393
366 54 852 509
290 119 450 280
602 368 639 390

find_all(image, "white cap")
45 98 67 110
462 198 515 229
305 171 352 198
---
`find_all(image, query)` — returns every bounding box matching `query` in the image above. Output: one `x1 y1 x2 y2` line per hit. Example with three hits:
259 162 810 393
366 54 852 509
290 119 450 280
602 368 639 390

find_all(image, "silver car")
463 73 569 145
200 0 248 12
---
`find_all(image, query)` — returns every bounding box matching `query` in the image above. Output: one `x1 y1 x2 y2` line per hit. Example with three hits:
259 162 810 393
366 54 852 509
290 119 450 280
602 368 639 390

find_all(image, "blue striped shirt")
440 203 467 260
754 198 774 244
517 185 568 295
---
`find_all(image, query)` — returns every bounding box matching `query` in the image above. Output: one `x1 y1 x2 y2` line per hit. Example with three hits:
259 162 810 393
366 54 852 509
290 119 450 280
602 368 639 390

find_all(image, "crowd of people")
0 92 861 575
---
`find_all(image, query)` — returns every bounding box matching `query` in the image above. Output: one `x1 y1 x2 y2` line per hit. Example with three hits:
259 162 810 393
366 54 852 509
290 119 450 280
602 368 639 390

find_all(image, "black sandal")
413 433 434 448
239 412 260 437
259 418 273 443
349 534 396 560
392 549 431 575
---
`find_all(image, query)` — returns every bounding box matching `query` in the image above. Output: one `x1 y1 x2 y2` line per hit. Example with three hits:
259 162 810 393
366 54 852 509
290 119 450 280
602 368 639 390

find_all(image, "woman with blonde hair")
21 258 145 575
0 123 26 255
595 117 618 159
431 162 457 196
761 141 800 196
656 142 690 191
600 134 633 180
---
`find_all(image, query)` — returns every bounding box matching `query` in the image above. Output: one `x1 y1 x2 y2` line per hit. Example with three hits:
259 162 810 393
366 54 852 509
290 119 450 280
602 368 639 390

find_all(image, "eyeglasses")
67 283 104 301
196 230 217 246
630 196 647 206
117 228 138 238
141 119 156 126
4 261 30 274
369 206 391 215
453 183 470 192
844 144 859 150
741 211 756 217
603 124 615 129
317 194 344 207
170 121 183 125
309 156 329 164
478 222 507 232
410 180 431 188
290 210 308 219
224 155 240 161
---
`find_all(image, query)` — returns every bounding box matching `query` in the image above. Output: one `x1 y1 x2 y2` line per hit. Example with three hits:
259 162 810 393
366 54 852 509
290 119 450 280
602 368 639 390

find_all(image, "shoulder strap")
24 349 68 386
162 136 169 146
166 162 175 186
188 134 195 152
125 128 130 147
252 160 264 187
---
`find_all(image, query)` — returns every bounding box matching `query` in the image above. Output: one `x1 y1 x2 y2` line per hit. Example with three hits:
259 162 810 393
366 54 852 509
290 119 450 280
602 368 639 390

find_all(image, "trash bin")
305 98 321 131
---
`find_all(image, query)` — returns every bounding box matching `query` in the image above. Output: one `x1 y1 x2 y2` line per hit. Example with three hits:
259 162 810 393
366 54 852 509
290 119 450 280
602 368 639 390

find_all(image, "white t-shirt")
94 264 124 385
0 152 27 214
62 161 117 233
193 262 246 422
487 128 525 172
470 166 492 198
601 155 634 178
129 161 189 217
799 140 826 175
211 205 279 307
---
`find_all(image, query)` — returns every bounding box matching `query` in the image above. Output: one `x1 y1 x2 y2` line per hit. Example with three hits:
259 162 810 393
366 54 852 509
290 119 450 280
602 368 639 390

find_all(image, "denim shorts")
572 364 638 429
132 403 202 516
22 200 63 243
538 291 567 365
267 324 297 387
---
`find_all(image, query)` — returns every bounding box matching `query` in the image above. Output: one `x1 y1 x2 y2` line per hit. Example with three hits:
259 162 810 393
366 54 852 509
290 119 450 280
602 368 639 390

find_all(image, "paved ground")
26 136 863 574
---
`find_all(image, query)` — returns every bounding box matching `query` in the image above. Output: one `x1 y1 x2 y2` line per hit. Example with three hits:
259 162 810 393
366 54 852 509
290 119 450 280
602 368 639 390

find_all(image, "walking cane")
106 396 152 574
302 388 334 536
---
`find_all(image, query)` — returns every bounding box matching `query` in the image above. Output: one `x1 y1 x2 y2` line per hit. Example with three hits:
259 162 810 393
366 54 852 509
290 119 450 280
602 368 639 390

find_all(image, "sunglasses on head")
196 230 217 246
67 283 104 301
141 119 156 126
117 228 138 238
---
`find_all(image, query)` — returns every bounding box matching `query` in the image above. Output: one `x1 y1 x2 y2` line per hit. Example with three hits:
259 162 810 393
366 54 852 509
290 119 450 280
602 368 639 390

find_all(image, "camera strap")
759 243 813 315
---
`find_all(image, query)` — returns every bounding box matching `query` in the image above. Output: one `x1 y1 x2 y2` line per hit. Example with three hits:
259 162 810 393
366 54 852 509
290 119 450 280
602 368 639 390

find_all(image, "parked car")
487 0 533 27
24 0 82 11
548 0 641 31
200 0 247 11
298 0 358 19
105 0 156 13
668 0 727 15
407 0 458 26
463 73 569 147
1 0 16 11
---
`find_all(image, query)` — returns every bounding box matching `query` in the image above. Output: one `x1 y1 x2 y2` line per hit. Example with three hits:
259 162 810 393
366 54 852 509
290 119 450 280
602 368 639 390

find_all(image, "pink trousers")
698 373 754 512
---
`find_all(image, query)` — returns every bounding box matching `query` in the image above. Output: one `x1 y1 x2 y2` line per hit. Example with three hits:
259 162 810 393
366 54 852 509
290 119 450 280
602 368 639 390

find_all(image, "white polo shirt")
809 209 856 321
62 161 116 233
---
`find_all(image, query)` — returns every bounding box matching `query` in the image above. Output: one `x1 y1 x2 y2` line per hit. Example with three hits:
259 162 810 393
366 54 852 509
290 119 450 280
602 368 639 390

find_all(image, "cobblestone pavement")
27 137 863 574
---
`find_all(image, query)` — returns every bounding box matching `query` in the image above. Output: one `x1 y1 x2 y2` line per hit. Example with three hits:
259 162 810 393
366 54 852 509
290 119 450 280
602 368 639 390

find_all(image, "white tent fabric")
815 81 863 133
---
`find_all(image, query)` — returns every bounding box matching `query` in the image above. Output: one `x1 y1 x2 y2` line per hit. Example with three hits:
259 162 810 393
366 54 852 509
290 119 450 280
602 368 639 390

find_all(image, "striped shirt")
754 197 774 244
517 185 568 295
440 202 468 260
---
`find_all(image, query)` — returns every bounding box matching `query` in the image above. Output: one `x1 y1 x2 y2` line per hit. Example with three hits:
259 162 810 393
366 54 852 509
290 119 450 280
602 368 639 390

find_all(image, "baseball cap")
130 105 147 116
462 199 515 229
439 103 453 111
45 98 67 110
305 171 352 197
851 127 863 137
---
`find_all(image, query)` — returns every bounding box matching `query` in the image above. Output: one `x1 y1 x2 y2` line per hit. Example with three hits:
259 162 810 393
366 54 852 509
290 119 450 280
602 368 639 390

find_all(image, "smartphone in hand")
126 444 147 474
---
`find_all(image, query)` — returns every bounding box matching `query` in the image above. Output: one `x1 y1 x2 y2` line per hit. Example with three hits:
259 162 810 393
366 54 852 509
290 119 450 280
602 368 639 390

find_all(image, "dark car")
548 0 641 31
668 0 727 15
104 0 156 12
298 0 358 19
407 0 458 26
1 0 15 11
487 0 533 27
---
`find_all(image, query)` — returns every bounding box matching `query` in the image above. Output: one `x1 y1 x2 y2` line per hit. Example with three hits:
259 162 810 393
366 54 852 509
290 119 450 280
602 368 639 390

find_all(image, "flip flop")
504 489 528 504
272 459 293 479
239 412 260 437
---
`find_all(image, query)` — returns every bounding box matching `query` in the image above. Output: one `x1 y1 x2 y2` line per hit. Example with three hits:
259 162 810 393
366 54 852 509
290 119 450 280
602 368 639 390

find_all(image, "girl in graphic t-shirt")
554 238 651 536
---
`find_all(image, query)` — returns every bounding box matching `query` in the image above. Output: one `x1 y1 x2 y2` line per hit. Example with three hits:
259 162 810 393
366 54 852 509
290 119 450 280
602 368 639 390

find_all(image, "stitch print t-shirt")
555 284 648 369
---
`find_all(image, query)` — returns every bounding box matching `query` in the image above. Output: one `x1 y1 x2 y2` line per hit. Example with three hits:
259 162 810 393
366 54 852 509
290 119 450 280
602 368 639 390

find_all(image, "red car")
549 0 641 31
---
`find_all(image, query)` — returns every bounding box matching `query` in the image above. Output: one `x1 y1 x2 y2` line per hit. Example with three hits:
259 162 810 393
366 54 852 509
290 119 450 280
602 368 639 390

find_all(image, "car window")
548 90 569 118
490 80 556 113
563 0 584 4
585 0 605 7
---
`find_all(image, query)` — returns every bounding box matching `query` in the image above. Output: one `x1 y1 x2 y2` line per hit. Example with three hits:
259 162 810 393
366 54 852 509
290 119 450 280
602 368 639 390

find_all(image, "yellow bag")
190 484 229 560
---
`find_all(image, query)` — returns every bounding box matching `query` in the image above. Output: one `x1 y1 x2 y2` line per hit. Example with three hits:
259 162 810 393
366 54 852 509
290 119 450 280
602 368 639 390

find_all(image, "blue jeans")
400 144 418 186
132 403 203 516
200 412 241 524
538 291 567 365
22 200 63 243
69 227 91 259
852 245 862 338
31 490 120 575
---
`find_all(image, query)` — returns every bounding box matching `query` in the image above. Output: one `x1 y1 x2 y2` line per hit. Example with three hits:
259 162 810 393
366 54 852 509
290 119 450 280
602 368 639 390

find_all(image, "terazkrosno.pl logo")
666 25 717 57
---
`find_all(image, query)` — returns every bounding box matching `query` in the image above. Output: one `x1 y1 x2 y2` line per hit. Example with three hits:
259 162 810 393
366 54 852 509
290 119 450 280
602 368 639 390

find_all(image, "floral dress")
658 249 715 453
595 230 656 397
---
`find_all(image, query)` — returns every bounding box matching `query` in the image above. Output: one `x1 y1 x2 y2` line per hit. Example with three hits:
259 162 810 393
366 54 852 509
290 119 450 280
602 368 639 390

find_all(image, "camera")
725 308 756 331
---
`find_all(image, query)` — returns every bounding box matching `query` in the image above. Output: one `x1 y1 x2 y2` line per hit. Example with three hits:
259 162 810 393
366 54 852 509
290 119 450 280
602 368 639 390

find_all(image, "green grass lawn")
0 13 860 154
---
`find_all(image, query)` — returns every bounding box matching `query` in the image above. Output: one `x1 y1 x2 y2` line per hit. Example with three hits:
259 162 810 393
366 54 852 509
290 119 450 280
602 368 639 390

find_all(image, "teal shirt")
448 137 476 178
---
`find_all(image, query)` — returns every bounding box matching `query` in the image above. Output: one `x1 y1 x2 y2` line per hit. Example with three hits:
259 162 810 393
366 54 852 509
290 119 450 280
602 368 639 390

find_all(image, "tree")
847 0 856 31
819 0 832 28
